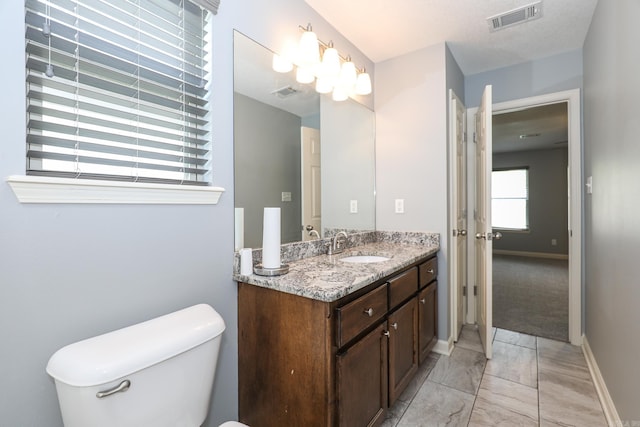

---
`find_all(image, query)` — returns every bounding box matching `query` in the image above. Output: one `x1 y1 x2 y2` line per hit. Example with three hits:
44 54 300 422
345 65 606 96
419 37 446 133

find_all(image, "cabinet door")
418 281 438 364
337 322 388 427
388 298 418 405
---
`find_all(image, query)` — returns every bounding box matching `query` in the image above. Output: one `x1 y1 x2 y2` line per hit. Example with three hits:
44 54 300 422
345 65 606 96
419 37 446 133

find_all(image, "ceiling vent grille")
271 86 299 98
488 1 543 32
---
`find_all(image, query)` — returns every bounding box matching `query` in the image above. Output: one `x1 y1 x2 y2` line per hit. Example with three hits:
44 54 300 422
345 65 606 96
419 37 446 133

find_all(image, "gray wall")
493 148 569 255
234 93 302 247
375 42 452 341
583 0 640 421
465 49 583 107
0 0 374 425
321 97 376 232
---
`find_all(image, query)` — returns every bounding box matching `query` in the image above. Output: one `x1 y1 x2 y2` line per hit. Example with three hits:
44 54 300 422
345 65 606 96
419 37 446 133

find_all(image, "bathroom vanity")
236 237 438 427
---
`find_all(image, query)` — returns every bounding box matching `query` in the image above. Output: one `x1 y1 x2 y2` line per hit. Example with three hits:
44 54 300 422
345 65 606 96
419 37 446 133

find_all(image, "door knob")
305 225 314 231
459 229 467 236
475 232 486 240
494 231 503 240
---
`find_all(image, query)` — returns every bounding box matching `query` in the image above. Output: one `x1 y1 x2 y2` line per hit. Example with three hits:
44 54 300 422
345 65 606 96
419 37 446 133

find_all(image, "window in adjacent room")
25 0 212 186
492 168 529 230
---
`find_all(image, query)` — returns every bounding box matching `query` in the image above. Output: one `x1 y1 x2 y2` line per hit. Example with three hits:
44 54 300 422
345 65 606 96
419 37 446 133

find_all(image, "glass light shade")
315 77 333 94
318 47 340 82
355 72 372 95
332 86 348 102
297 30 320 68
272 53 293 73
296 66 315 84
338 60 357 92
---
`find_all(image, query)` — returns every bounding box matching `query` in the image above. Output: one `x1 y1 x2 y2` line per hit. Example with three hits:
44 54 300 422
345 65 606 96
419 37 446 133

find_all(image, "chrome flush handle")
96 379 131 399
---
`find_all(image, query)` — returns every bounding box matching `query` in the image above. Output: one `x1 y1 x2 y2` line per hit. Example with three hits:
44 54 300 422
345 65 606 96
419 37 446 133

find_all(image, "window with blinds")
25 0 211 186
492 168 529 230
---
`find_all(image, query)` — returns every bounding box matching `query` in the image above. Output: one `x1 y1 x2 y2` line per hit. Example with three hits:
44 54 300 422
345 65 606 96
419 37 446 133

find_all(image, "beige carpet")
492 254 569 342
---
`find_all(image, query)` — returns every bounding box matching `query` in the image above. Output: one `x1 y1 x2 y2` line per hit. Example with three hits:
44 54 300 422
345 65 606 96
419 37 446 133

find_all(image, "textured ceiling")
493 103 568 153
303 0 598 75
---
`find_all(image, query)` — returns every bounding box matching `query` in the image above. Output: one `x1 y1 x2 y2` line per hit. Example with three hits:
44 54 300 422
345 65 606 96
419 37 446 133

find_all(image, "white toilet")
46 304 247 427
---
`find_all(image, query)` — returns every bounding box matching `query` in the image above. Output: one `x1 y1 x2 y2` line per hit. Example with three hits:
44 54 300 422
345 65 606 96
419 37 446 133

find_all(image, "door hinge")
463 286 467 297
474 286 478 296
473 132 477 143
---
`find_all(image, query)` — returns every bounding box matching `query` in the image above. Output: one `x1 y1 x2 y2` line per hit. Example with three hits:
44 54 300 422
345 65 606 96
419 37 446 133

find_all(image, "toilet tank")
46 304 226 427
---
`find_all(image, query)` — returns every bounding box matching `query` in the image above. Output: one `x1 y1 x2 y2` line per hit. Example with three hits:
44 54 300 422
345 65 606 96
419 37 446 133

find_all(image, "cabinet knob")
427 268 434 274
382 330 390 337
420 298 426 304
391 322 398 330
363 308 374 317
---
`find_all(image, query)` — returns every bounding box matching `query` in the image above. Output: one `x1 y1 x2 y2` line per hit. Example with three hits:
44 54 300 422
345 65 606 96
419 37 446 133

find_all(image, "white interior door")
301 127 322 241
475 85 493 359
449 90 467 342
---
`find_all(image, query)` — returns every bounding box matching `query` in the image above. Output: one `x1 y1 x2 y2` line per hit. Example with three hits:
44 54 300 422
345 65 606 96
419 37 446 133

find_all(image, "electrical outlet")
395 199 404 214
551 239 557 246
350 200 358 213
281 192 291 202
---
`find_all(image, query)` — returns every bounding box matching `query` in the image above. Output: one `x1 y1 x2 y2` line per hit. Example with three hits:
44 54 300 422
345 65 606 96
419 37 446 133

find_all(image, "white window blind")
492 168 529 230
25 0 211 185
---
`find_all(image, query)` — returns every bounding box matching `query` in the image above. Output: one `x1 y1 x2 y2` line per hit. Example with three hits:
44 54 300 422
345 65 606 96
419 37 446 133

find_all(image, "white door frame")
448 89 467 343
464 88 582 346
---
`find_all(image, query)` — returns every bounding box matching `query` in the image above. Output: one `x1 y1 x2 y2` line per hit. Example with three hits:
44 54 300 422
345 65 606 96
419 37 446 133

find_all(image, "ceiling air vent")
271 86 299 99
488 1 543 32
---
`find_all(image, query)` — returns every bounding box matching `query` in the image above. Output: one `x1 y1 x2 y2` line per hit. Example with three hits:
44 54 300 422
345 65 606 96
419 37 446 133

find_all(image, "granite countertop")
233 240 439 302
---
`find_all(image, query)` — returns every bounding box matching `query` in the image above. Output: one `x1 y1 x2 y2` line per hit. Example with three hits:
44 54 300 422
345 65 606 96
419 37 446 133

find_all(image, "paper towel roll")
262 207 281 269
240 248 253 276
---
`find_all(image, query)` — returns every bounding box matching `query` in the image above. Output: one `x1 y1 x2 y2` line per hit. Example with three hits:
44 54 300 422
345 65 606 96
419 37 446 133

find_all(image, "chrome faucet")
328 231 348 255
308 229 320 239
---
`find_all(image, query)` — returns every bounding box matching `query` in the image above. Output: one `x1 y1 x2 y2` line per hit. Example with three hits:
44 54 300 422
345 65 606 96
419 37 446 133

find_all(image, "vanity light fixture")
273 23 372 101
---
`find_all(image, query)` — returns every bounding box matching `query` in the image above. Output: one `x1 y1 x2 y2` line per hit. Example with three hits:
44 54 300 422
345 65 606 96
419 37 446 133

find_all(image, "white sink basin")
340 255 390 263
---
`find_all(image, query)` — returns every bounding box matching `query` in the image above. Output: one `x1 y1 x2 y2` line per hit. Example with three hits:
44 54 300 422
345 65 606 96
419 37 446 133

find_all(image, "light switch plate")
281 191 292 202
395 199 404 214
586 176 593 194
350 200 358 213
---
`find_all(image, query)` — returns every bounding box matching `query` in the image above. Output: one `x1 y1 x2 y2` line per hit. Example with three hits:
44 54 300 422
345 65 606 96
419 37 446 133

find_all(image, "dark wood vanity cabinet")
238 254 437 427
337 321 388 427
418 256 438 363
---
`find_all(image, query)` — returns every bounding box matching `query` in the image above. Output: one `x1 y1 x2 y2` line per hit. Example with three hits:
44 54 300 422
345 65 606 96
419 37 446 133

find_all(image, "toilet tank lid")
46 304 225 387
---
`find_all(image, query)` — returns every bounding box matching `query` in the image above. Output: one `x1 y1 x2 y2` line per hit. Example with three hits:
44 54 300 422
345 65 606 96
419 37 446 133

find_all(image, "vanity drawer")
337 284 388 348
419 257 437 289
389 267 418 310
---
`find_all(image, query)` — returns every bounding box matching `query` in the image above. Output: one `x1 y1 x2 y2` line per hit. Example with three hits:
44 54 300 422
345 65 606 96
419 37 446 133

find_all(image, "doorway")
492 102 569 341
459 89 582 346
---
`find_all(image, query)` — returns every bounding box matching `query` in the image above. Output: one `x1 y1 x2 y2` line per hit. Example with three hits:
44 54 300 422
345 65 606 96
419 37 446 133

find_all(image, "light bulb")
315 77 333 94
332 86 348 102
355 72 372 95
338 59 357 92
297 28 320 68
296 66 315 84
272 53 293 73
318 46 340 84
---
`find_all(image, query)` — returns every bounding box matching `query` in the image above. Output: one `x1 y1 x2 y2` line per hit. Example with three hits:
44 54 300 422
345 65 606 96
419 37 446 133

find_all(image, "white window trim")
6 175 224 205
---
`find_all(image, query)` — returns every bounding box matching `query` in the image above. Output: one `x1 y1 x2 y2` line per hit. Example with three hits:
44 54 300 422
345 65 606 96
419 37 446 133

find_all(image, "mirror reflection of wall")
233 31 375 250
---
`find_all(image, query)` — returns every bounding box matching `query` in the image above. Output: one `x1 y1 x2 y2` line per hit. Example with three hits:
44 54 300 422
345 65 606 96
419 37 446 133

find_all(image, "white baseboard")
493 249 569 260
432 337 453 356
582 335 621 427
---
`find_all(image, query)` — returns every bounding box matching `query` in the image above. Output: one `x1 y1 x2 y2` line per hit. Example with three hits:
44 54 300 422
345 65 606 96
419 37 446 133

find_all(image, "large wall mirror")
233 31 376 250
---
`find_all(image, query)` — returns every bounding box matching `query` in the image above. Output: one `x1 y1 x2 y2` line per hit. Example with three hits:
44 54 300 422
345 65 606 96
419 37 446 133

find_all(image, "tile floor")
383 326 607 427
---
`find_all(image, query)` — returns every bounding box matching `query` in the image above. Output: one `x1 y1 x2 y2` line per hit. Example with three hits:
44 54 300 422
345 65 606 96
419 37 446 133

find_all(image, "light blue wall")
583 0 640 421
0 1 373 426
465 49 583 107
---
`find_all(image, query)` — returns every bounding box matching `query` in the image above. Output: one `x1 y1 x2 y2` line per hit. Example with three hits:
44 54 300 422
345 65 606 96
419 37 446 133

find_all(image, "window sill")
6 175 225 205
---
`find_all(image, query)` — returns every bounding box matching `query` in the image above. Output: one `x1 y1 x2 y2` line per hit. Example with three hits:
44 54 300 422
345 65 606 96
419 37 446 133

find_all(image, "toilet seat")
219 422 249 427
